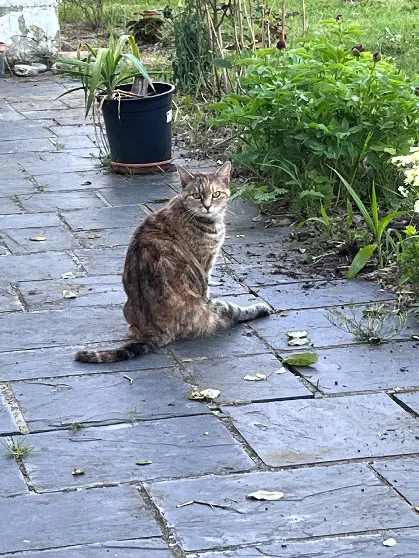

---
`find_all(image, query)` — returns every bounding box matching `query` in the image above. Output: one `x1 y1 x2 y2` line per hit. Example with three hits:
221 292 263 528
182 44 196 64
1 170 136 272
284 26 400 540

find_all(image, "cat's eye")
191 193 200 199
212 191 221 198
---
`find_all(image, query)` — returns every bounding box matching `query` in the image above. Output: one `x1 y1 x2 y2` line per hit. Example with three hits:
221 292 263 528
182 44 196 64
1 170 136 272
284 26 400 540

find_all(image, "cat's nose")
203 203 212 211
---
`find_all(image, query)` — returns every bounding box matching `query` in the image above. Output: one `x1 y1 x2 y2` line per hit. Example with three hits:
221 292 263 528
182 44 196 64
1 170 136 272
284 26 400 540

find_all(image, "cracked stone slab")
0 485 161 554
171 325 271 361
394 392 419 415
222 240 298 265
209 268 247 296
75 228 133 249
20 108 86 121
0 212 60 229
0 345 171 381
223 394 419 467
147 463 419 552
20 152 99 175
223 227 291 245
23 415 255 491
6 99 69 111
98 183 175 206
0 390 19 434
18 191 107 213
63 206 147 231
0 539 173 558
0 306 129 351
50 135 99 150
0 282 24 312
225 262 319 287
14 368 208 431
48 124 98 138
185 354 311 404
1 226 79 254
0 139 56 154
373 458 419 505
1 252 80 282
0 447 28 497
250 306 416 351
296 341 419 394
194 531 419 557
256 280 394 310
0 178 38 197
0 198 23 215
224 198 260 230
2 81 67 101
19 275 125 310
74 247 127 275
33 171 133 192
0 120 56 140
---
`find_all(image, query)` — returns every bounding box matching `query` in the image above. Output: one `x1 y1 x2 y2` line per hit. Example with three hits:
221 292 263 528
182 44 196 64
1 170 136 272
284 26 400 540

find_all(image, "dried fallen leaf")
61 272 76 279
282 352 319 367
244 373 267 382
29 236 47 242
287 331 308 338
136 460 153 466
275 367 287 375
277 311 290 317
62 290 77 299
414 505 419 513
383 538 396 547
72 468 85 476
247 490 284 501
189 388 220 401
412 335 419 341
288 337 309 346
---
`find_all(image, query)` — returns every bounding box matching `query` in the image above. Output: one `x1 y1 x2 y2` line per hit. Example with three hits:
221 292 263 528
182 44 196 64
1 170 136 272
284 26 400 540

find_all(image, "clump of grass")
6 439 35 459
126 407 142 423
68 421 86 432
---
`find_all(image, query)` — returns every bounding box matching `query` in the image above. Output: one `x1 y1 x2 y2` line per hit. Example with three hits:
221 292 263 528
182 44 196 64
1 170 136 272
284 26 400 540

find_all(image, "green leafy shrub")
213 18 419 216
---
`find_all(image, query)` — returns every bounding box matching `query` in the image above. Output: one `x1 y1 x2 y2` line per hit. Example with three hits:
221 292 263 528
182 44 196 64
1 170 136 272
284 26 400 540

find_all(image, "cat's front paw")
254 303 272 318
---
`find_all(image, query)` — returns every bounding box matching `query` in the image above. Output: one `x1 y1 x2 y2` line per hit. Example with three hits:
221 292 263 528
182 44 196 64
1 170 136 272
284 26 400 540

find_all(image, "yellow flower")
415 199 419 213
405 224 417 237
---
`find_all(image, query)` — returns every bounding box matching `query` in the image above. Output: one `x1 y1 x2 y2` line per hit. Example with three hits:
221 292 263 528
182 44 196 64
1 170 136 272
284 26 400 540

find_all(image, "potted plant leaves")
58 35 175 174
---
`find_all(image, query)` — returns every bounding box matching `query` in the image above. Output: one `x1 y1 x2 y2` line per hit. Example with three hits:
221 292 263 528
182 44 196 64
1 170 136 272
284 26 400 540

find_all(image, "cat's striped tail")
75 341 151 363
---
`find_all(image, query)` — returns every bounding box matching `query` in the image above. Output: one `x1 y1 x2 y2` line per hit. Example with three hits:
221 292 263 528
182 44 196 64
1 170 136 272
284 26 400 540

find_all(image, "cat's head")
177 162 231 218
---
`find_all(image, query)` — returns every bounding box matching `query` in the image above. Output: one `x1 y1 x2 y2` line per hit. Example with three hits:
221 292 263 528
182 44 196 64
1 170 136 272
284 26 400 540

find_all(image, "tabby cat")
75 162 271 363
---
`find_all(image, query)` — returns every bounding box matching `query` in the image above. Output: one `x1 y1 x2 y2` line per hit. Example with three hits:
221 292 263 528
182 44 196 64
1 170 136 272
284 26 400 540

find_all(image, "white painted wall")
0 0 59 64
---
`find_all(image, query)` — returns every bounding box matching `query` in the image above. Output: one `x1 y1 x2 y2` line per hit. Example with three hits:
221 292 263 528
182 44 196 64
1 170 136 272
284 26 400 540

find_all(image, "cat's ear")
215 161 231 186
177 166 195 189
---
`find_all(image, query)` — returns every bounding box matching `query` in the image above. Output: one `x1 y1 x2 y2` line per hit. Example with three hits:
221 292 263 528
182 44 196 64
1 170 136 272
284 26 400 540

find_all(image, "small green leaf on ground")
247 490 284 501
136 460 153 466
29 236 47 241
282 352 319 366
244 373 267 381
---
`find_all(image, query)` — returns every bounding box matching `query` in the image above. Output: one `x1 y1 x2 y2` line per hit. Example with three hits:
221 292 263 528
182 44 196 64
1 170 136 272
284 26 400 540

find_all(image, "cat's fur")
75 162 271 363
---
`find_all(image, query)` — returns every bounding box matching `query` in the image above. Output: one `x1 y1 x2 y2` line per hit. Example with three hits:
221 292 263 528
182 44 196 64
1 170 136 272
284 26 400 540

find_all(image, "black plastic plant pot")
101 82 175 174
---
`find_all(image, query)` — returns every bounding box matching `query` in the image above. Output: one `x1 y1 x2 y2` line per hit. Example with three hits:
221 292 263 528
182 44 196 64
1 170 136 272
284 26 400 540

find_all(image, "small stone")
13 64 40 77
32 63 48 73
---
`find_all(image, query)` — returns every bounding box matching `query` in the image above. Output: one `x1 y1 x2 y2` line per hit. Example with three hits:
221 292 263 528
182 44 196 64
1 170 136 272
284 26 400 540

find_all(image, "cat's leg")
210 298 271 324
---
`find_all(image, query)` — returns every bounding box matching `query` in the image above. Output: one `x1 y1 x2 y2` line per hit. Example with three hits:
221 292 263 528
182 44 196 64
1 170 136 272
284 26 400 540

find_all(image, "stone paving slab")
194 531 419 557
226 262 320 286
185 354 311 404
0 390 19 434
13 368 207 430
48 124 98 137
0 306 129 351
23 415 255 491
50 135 99 150
2 80 67 101
372 458 419 505
223 394 419 467
19 275 125 310
98 183 175 206
256 280 394 311
75 228 133 249
0 211 60 229
21 152 99 175
209 269 247 297
0 120 56 140
148 464 419 551
20 108 86 120
0 178 38 197
63 206 147 231
0 346 171 381
0 539 173 558
74 247 126 275
0 282 24 312
0 138 56 154
32 170 132 191
1 226 80 254
18 190 107 213
0 198 23 215
7 99 70 111
296 341 419 394
0 485 161 554
222 240 297 264
171 325 270 361
394 391 419 415
0 449 29 497
250 307 416 351
1 252 81 282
